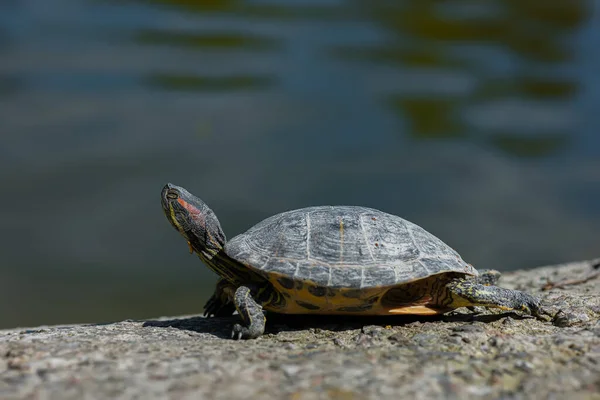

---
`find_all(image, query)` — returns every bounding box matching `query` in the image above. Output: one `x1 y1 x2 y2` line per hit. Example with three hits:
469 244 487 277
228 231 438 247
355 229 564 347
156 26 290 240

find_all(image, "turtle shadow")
143 310 530 339
143 315 239 339
263 311 530 334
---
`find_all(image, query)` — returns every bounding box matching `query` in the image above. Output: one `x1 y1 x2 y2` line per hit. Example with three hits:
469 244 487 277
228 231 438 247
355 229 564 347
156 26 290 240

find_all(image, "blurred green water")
0 0 598 328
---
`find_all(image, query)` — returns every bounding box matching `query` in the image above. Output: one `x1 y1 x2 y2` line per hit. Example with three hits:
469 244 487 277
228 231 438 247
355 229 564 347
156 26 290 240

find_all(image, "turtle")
161 183 550 339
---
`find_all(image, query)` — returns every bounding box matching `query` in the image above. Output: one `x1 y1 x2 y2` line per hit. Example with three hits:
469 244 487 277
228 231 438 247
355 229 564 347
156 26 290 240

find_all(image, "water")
1 0 599 329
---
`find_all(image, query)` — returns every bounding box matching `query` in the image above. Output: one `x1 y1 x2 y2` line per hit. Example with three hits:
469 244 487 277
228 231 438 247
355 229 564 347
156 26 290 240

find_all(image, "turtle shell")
225 206 477 291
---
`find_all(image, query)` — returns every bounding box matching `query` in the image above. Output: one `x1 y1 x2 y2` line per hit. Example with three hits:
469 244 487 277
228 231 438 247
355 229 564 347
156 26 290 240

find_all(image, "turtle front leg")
204 278 236 317
231 286 266 340
445 279 551 320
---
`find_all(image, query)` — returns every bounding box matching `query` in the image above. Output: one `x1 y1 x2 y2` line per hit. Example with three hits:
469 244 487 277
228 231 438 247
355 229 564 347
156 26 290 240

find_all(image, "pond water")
1 0 599 328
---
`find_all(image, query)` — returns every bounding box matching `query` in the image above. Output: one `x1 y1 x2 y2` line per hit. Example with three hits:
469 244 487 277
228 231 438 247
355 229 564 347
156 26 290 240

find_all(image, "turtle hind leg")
445 279 550 320
232 285 266 340
474 269 502 286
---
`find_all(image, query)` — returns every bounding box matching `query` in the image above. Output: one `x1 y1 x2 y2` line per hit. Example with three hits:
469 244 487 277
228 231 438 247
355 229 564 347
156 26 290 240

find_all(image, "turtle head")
161 183 226 260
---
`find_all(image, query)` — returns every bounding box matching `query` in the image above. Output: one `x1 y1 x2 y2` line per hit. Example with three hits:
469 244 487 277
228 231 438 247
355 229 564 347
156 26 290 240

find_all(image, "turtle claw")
231 322 263 340
517 296 554 322
534 304 555 322
232 324 245 340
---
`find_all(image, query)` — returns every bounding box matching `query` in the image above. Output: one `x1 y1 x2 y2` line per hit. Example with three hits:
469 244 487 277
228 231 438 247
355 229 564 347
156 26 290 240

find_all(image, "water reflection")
145 74 274 91
130 4 284 90
491 134 569 158
136 30 281 51
137 0 347 19
134 0 586 156
328 0 585 156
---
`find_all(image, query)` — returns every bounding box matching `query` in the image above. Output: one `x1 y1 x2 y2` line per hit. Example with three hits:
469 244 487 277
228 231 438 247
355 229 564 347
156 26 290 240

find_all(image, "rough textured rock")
1 259 599 400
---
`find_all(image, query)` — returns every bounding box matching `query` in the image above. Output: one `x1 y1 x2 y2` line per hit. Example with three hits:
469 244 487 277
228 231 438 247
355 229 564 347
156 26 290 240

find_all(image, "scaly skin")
445 278 550 319
231 286 266 340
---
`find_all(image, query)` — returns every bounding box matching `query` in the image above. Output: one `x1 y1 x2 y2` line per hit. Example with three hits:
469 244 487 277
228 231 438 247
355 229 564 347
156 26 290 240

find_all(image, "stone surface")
1 259 600 400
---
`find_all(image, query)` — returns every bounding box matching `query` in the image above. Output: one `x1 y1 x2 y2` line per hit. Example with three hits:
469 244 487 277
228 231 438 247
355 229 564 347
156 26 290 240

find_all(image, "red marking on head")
177 198 205 225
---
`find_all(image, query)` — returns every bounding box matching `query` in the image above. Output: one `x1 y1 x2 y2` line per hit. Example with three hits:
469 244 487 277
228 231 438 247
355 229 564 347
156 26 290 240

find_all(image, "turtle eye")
167 191 179 200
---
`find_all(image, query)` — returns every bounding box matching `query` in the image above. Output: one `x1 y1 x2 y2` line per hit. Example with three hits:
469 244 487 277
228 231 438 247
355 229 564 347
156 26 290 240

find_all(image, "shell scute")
263 258 296 276
307 208 373 265
295 262 312 281
244 211 308 260
360 212 420 263
307 264 331 286
390 260 424 283
420 257 457 273
409 224 460 259
362 266 396 287
330 266 362 288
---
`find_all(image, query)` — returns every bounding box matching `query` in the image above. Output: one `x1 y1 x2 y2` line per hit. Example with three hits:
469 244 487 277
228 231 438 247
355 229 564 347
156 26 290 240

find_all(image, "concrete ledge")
1 259 599 399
